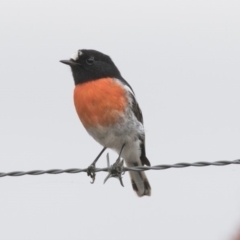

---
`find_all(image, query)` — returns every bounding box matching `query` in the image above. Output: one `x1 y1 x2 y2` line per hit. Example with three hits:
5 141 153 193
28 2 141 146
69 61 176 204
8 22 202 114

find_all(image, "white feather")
123 84 134 96
70 51 79 61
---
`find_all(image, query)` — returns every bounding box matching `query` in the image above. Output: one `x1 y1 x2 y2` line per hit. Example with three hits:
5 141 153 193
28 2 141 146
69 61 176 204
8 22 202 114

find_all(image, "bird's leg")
114 143 125 165
87 147 107 184
104 143 126 186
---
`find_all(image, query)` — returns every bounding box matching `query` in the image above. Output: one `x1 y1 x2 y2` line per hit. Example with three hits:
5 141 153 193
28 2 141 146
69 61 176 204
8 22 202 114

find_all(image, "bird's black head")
60 49 123 85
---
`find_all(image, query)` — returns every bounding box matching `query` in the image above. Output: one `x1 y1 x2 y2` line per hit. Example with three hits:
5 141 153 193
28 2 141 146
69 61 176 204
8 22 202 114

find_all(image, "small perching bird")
60 49 151 197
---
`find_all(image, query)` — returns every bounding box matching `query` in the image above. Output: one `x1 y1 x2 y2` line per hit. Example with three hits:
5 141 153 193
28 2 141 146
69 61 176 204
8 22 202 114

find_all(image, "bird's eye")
86 57 95 65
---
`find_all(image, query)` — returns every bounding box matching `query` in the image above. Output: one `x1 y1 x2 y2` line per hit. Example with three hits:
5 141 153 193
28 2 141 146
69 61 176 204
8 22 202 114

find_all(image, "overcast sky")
0 0 240 239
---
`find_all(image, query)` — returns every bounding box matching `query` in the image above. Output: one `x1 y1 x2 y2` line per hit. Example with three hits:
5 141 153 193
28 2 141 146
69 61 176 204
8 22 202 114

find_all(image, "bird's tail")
126 161 151 197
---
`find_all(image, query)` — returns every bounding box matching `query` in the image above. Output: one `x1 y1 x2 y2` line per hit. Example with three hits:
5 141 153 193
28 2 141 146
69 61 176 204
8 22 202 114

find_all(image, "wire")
0 159 239 178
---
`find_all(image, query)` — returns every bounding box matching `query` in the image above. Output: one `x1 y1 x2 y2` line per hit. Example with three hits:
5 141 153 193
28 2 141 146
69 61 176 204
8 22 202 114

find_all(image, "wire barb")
104 153 125 187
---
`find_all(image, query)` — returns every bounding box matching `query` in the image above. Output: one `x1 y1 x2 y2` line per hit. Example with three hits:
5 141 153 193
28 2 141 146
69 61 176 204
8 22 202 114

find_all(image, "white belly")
86 111 144 158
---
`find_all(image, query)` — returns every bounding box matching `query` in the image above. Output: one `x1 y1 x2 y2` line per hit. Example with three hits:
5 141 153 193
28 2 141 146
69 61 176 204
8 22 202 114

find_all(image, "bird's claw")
104 153 125 187
87 164 96 184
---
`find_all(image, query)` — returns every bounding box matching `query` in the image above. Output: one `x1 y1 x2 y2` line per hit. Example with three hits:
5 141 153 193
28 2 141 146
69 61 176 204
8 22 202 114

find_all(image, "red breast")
74 78 128 128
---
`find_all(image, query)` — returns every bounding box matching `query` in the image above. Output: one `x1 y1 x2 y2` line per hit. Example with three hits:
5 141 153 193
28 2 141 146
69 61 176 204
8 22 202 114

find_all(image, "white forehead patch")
70 50 83 61
70 51 79 61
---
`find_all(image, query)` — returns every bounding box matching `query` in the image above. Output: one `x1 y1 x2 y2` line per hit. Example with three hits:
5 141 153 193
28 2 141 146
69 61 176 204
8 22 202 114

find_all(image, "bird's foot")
87 147 107 184
87 163 96 184
104 153 125 187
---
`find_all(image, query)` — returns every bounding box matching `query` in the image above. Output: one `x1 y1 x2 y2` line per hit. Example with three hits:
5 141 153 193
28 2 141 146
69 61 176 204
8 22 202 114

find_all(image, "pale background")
0 0 240 240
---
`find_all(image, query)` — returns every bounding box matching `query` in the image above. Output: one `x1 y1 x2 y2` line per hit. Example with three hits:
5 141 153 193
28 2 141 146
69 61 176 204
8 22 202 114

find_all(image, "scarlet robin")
60 49 151 197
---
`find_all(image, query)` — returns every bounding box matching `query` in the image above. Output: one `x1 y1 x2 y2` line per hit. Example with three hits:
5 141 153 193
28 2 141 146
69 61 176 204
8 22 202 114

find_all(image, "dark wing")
128 90 151 166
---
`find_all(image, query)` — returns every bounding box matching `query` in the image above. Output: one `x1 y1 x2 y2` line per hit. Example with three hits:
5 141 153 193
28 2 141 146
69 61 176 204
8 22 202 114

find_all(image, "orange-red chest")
74 78 128 128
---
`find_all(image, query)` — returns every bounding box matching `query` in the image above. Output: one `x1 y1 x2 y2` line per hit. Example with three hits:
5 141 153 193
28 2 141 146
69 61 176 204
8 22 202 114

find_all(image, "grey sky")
0 0 240 239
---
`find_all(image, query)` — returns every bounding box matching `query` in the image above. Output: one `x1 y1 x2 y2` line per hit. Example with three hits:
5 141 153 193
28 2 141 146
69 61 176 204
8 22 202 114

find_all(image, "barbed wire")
0 158 239 178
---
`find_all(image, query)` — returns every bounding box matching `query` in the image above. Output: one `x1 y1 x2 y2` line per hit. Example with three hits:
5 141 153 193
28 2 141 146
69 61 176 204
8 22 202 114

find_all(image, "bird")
60 49 151 197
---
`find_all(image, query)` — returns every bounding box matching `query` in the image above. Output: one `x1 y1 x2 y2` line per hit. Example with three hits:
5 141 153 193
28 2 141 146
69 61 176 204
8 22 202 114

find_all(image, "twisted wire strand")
0 159 239 178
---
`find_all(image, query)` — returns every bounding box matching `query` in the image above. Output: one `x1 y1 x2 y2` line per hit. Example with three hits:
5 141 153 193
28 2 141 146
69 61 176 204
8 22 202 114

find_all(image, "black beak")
60 59 79 67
